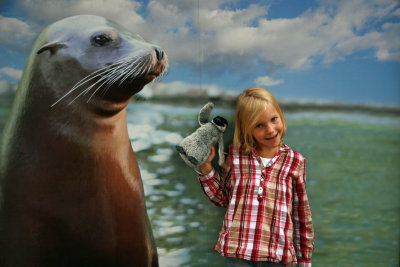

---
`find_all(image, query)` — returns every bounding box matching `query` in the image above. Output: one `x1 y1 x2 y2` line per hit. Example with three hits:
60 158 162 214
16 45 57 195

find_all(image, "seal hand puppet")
176 102 228 168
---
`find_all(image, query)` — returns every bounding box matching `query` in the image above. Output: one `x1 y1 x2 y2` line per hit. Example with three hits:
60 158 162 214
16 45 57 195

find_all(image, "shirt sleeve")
292 158 314 266
197 150 232 207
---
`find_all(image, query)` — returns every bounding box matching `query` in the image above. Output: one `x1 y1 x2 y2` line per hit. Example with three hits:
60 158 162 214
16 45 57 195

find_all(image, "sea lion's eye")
91 34 112 46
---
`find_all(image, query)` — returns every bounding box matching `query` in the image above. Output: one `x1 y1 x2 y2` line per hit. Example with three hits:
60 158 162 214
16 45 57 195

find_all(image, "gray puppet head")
176 102 228 168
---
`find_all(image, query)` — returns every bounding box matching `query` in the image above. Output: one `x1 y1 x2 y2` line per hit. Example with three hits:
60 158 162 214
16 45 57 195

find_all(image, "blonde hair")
233 87 287 154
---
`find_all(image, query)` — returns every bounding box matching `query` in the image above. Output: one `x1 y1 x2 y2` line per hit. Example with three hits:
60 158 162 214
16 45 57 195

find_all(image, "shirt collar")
251 144 289 158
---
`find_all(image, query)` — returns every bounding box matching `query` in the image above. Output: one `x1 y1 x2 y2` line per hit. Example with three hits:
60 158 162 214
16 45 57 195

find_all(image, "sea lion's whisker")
85 62 131 101
52 51 159 106
100 62 141 95
112 57 146 85
111 64 135 84
98 60 147 98
70 78 106 105
63 59 132 104
73 65 114 87
69 68 120 104
86 76 115 103
51 64 119 107
120 62 144 84
98 73 125 97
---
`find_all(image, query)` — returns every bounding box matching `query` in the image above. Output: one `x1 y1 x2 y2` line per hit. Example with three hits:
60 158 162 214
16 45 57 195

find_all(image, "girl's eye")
271 117 278 122
255 124 263 128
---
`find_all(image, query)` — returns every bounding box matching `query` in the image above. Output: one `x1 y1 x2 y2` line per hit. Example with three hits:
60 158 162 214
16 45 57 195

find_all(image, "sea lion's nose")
154 46 165 62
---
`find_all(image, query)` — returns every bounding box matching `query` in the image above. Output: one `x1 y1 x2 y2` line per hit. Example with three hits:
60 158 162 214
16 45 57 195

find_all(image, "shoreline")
1 91 400 116
143 96 400 116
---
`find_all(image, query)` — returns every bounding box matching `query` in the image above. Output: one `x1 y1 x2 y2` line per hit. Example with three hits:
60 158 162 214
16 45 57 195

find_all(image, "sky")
0 0 399 105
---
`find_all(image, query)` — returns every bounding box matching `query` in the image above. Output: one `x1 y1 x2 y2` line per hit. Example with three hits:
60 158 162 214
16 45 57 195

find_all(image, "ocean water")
1 100 399 267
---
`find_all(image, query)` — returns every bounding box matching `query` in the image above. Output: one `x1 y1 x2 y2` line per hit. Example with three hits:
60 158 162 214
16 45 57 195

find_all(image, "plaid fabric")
198 144 314 266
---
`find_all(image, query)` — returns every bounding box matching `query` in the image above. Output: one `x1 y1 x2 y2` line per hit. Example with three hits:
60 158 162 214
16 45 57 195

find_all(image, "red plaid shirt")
198 144 314 266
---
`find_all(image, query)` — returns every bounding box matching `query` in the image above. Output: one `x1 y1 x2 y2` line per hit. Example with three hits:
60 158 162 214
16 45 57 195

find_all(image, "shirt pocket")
227 172 257 225
264 171 293 211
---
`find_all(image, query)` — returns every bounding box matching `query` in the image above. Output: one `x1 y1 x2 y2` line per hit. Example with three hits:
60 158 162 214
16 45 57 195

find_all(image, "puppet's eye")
91 34 112 46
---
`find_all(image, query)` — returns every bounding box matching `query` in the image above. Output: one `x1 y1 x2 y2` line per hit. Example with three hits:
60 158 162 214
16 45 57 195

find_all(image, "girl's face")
251 105 283 157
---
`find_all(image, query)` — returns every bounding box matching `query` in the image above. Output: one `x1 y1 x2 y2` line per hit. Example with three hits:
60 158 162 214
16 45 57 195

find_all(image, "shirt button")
258 187 263 194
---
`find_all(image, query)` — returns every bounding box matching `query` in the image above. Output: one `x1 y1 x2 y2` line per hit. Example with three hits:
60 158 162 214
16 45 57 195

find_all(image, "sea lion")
0 15 168 266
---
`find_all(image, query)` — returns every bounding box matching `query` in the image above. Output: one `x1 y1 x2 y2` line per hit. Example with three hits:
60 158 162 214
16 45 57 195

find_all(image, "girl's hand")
199 146 215 175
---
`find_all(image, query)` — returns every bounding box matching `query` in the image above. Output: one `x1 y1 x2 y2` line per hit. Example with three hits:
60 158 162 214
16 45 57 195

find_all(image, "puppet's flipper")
176 145 186 156
217 134 225 166
198 102 214 125
176 145 199 167
188 156 198 165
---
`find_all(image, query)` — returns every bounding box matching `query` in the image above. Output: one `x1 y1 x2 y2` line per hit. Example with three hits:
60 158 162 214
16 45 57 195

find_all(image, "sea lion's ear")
37 42 67 55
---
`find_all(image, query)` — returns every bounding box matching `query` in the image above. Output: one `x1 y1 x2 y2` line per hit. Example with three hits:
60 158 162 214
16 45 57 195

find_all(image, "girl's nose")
266 123 274 134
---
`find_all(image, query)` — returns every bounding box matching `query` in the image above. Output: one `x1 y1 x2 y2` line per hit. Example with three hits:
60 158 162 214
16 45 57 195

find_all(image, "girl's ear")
37 42 68 55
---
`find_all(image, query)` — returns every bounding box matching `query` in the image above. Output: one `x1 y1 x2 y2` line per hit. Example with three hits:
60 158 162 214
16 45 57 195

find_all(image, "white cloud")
4 0 400 76
143 0 400 74
312 0 400 64
1 0 146 52
255 76 284 87
0 80 17 94
143 80 227 98
197 4 267 32
18 0 145 28
0 67 23 80
0 15 36 51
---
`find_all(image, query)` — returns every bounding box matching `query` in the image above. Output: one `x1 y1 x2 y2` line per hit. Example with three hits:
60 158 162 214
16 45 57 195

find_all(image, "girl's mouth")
265 133 279 142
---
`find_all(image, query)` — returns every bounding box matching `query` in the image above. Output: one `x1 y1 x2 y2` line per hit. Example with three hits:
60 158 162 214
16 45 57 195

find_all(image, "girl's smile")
252 105 283 157
265 133 279 142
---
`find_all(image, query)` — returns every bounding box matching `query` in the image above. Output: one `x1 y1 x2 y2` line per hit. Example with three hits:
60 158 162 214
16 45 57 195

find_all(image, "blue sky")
1 0 399 105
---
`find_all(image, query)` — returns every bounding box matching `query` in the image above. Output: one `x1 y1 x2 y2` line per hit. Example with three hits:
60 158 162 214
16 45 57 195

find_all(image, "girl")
198 87 314 267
